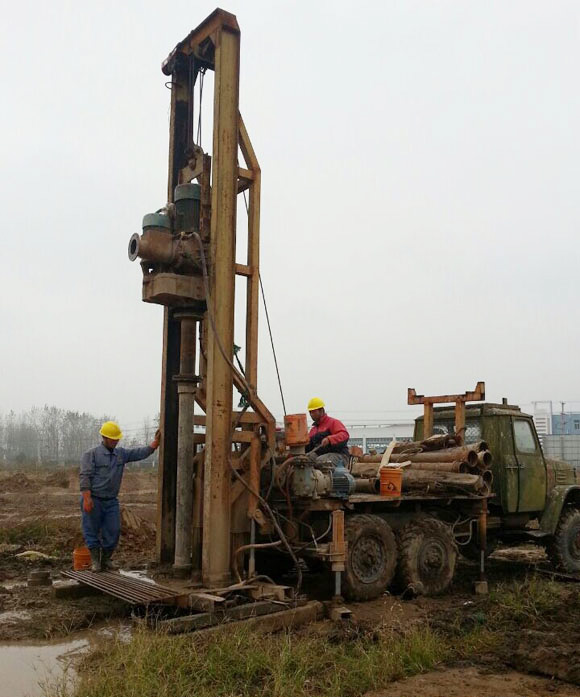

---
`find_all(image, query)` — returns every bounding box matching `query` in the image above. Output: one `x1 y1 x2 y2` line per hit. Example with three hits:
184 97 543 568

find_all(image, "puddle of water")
119 569 154 584
0 637 87 697
95 623 132 643
0 622 131 697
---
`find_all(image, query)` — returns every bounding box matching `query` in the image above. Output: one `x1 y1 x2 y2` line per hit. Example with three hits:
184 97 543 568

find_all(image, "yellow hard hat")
99 421 123 440
307 397 325 411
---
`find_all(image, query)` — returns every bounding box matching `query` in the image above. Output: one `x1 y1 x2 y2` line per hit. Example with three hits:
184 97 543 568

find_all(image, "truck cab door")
512 417 547 513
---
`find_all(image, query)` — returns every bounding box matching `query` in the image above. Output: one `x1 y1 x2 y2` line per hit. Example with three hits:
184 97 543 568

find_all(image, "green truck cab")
414 402 580 573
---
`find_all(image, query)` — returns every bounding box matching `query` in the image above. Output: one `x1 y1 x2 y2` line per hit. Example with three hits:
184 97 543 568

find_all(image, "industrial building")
347 422 414 453
533 402 580 467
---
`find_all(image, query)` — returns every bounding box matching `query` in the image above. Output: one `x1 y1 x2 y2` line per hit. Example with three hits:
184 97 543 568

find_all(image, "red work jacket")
307 414 350 456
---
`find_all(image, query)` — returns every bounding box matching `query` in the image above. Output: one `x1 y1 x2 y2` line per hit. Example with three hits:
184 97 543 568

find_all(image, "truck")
261 422 492 601
413 401 580 573
260 397 580 603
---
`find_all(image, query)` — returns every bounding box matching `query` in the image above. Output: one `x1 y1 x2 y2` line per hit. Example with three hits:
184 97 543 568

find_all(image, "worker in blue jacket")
79 421 160 572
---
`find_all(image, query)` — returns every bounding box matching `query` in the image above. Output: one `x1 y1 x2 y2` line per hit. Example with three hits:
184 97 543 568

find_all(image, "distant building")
533 412 552 436
531 401 580 466
542 435 580 467
551 413 580 435
347 422 414 454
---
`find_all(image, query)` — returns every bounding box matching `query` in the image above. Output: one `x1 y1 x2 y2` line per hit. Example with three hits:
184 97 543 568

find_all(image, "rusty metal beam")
423 402 434 439
235 263 252 277
162 9 239 75
202 23 241 587
408 381 485 405
192 411 263 427
409 382 485 446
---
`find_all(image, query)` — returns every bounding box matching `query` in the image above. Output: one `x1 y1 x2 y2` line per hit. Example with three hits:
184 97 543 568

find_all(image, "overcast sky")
1 0 579 433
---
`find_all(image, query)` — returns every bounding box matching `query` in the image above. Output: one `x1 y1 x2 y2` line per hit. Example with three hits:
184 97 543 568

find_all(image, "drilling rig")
129 9 276 587
129 8 493 603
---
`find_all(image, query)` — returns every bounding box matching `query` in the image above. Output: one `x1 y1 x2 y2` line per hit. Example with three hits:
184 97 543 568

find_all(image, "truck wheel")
343 514 397 601
397 517 457 595
547 507 580 573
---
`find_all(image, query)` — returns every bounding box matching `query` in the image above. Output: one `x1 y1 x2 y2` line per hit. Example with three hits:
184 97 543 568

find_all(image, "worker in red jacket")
306 397 350 468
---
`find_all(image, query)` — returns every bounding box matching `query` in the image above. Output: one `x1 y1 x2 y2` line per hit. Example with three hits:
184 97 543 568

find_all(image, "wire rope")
242 191 287 416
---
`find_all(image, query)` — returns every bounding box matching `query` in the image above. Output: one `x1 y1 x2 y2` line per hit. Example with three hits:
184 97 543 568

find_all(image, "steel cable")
242 191 287 416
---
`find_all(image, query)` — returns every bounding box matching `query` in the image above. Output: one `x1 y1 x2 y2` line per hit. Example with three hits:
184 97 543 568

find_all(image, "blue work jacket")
80 443 153 499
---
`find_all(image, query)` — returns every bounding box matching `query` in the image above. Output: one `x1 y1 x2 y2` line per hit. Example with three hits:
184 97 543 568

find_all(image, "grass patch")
47 575 579 697
63 624 447 697
439 575 574 659
488 576 564 626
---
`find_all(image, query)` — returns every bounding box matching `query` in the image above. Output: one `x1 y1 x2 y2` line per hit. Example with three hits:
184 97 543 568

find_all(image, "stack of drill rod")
351 434 493 495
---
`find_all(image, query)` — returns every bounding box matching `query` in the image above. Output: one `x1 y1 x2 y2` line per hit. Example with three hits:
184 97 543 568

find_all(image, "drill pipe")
351 460 470 478
357 445 486 466
173 316 197 572
354 478 380 494
477 450 493 468
354 470 490 494
403 470 487 493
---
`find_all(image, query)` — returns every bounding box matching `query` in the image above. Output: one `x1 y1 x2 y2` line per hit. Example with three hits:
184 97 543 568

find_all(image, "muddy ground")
1 468 579 696
0 468 156 640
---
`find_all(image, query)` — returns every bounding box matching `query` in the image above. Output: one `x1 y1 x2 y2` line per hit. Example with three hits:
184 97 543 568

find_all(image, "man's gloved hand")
82 490 93 513
151 428 161 450
320 437 330 448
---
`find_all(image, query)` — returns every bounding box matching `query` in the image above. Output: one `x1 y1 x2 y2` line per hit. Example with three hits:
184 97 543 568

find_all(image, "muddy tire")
343 514 397 601
397 517 457 596
547 507 580 573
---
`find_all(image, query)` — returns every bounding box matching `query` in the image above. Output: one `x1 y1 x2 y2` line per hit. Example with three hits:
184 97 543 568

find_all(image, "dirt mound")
122 470 157 493
510 629 580 685
43 470 71 488
0 473 40 493
369 667 579 697
117 507 156 561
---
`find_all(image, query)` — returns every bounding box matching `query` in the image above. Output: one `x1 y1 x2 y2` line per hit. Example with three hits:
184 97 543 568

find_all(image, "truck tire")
547 507 580 573
343 514 397 601
397 517 457 596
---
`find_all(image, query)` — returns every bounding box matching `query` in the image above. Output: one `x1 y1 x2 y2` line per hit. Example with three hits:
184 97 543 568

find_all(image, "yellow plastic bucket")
379 467 402 497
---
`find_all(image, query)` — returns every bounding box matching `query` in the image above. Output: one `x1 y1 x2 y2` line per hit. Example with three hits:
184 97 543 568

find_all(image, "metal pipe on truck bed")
352 461 470 474
354 478 380 494
403 470 487 493
477 450 492 468
392 449 477 465
357 445 487 466
407 461 470 472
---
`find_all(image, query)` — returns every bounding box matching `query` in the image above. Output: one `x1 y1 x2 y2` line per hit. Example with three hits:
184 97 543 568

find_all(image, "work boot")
89 547 102 572
101 549 118 571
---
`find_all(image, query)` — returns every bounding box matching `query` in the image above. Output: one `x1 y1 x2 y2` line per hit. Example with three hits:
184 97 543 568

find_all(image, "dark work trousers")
80 496 121 552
